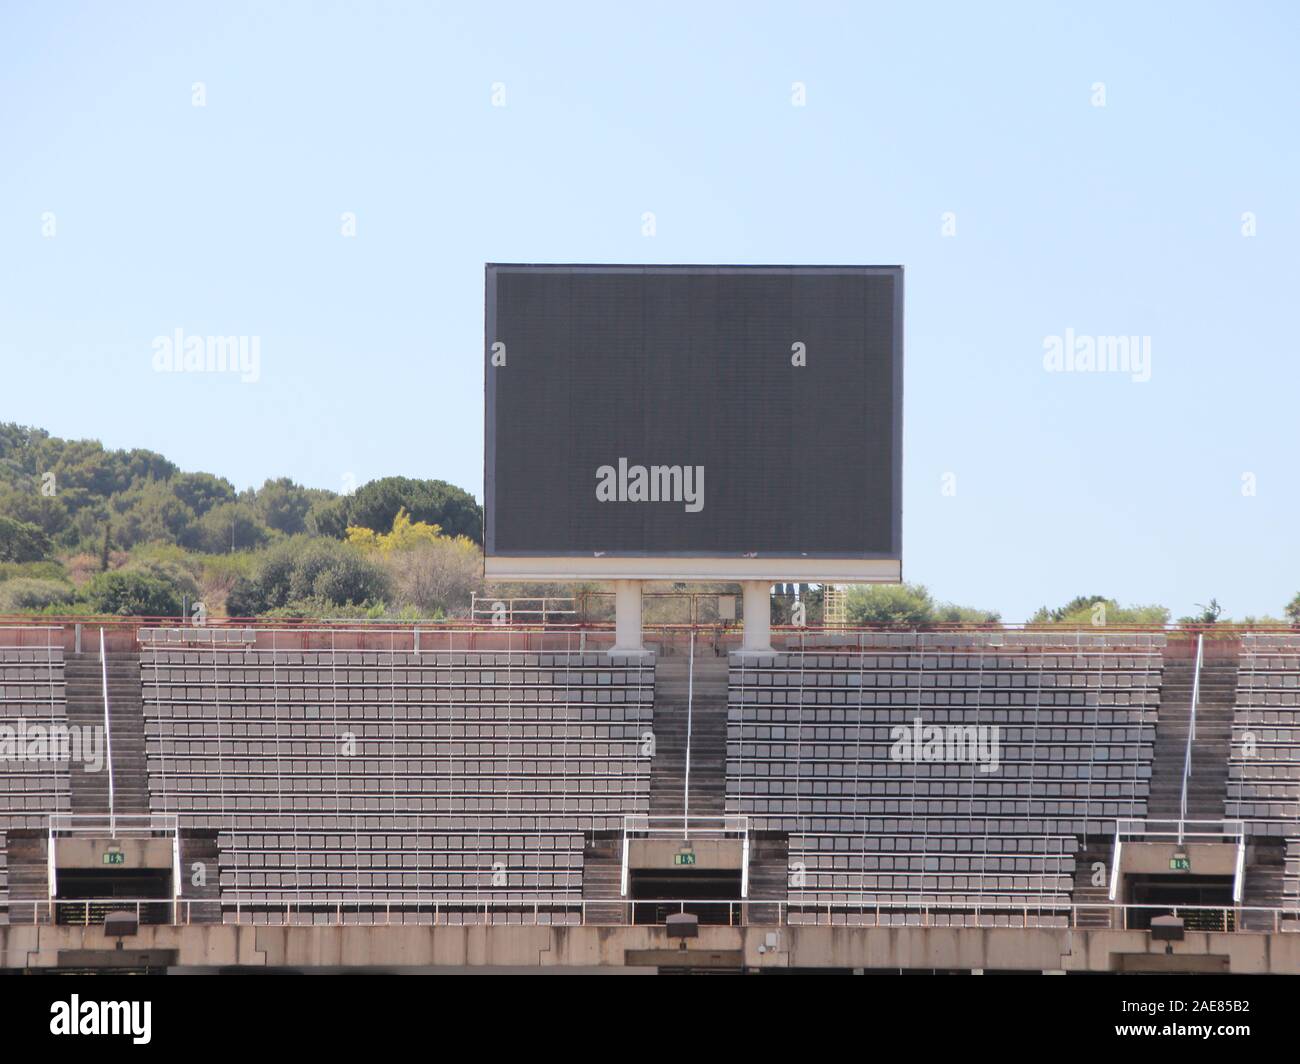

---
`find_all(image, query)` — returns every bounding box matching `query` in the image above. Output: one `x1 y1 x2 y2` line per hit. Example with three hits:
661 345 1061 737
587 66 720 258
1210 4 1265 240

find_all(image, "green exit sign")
1170 857 1190 871
102 851 125 865
674 852 696 866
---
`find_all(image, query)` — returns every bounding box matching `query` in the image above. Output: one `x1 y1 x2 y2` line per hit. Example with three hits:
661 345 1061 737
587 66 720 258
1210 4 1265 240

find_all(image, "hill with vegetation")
0 424 484 619
2 424 1296 626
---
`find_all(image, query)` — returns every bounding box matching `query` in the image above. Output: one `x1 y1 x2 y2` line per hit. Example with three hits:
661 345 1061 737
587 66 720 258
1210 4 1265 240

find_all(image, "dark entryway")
1127 874 1235 931
629 868 742 926
54 867 173 926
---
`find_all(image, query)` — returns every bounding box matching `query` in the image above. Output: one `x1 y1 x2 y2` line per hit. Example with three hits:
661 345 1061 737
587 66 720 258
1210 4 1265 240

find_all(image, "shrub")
0 577 77 612
84 570 183 616
0 515 51 563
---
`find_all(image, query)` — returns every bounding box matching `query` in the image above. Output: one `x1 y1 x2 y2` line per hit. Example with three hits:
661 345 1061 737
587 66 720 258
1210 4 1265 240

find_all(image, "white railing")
622 815 749 838
46 813 183 921
469 595 578 625
621 815 751 898
683 632 695 819
48 813 179 837
13 897 1300 933
1178 632 1205 842
99 628 115 829
1110 818 1248 906
1114 818 1245 841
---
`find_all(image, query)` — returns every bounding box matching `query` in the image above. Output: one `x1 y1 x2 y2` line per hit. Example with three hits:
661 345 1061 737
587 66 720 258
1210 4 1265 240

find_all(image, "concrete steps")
647 648 729 819
1147 650 1237 823
581 830 628 925
63 652 151 816
179 830 223 924
1070 837 1115 928
1241 837 1288 930
3 830 50 924
745 831 788 925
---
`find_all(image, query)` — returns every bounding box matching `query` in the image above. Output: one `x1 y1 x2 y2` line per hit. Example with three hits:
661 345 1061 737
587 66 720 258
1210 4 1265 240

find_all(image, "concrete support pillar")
741 581 772 654
612 580 643 654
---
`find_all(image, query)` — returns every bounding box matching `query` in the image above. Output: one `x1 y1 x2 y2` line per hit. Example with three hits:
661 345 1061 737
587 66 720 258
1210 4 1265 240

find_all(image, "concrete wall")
1120 841 1237 877
628 839 742 870
55 837 173 871
5 923 1300 974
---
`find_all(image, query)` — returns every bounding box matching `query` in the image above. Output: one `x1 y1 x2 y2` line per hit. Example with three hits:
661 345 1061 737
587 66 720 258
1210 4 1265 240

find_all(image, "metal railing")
99 628 115 829
11 897 1300 933
1178 632 1205 841
622 815 749 838
1108 818 1247 906
46 814 183 922
469 595 579 625
48 813 179 837
621 815 751 898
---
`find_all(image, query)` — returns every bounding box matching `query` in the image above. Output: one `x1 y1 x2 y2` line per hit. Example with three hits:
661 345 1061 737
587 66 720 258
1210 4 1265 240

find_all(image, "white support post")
612 580 644 654
741 581 772 654
100 628 115 834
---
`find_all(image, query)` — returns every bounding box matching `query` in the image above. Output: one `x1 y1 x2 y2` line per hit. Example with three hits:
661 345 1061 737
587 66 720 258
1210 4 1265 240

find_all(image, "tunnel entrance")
1127 874 1236 932
54 867 173 926
629 867 742 926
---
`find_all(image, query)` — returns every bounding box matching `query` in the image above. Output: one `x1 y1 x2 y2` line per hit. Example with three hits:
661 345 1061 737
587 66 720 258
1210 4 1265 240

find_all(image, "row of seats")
1229 635 1300 900
148 681 650 702
730 635 1162 907
0 645 69 841
141 644 654 914
0 641 67 917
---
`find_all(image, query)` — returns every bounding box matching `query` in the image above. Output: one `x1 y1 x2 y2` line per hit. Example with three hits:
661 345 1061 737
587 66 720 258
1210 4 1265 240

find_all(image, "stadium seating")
7 620 1298 932
727 631 1163 923
1228 633 1300 900
0 637 70 826
0 629 69 917
139 631 653 923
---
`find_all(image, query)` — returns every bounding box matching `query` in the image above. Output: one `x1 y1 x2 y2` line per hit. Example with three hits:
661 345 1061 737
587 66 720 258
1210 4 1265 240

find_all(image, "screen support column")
741 581 772 654
612 580 644 654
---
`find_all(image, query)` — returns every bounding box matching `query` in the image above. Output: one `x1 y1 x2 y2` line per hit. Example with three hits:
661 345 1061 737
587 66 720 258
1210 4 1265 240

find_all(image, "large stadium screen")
484 264 902 580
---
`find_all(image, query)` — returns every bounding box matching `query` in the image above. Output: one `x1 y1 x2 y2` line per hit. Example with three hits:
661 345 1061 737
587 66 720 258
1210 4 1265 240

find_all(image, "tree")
842 583 1001 627
307 494 351 538
844 583 937 627
346 509 444 555
0 515 51 563
339 478 482 543
1030 595 1169 626
286 540 388 605
1177 599 1224 626
226 537 389 616
389 536 481 616
84 570 184 616
934 603 1002 625
1286 593 1300 627
348 510 482 616
255 477 313 535
0 488 70 538
111 481 196 548
170 472 236 517
188 501 270 553
0 577 76 612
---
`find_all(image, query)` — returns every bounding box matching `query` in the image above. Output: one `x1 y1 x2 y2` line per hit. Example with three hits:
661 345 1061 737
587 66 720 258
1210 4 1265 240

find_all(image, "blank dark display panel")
485 264 902 561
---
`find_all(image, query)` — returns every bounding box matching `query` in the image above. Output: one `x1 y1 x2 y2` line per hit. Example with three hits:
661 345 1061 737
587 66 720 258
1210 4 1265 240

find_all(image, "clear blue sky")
1 1 1296 622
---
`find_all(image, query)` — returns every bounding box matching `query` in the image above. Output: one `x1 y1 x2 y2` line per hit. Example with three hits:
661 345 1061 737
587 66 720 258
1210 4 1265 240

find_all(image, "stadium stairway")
745 831 789 925
3 830 49 924
647 647 729 818
1241 838 1290 929
1070 838 1115 929
64 651 151 816
1146 640 1237 822
178 829 223 924
581 830 627 924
